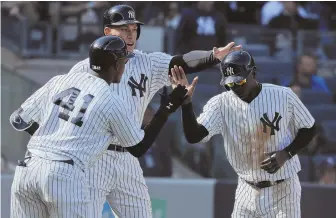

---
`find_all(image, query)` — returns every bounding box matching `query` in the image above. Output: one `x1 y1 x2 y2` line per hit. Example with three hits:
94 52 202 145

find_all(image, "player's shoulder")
69 58 90 74
261 83 291 92
261 83 297 98
204 92 226 106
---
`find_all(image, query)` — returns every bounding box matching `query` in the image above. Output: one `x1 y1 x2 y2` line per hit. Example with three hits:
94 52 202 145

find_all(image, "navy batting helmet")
103 5 144 40
89 35 134 73
220 50 256 88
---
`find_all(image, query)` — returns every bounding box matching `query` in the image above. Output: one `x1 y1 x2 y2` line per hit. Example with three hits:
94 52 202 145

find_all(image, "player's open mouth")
127 43 134 46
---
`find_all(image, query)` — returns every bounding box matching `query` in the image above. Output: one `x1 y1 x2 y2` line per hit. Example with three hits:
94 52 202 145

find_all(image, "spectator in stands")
165 2 181 29
222 1 263 25
283 53 330 93
267 2 318 55
261 1 311 26
318 157 336 184
174 1 227 54
267 1 318 30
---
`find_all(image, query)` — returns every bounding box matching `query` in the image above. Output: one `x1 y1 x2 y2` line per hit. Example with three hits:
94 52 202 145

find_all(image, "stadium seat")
254 58 294 76
245 44 270 57
258 74 279 84
321 120 336 144
325 77 336 92
298 155 313 182
300 90 333 105
306 104 336 123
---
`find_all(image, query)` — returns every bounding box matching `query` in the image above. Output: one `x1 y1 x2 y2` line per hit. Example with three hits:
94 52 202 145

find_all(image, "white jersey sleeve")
148 52 173 92
196 95 224 143
17 76 59 124
107 95 145 147
287 88 315 129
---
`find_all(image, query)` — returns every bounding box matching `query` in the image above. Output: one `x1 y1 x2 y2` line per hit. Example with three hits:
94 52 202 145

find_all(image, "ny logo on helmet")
226 67 235 76
128 11 135 19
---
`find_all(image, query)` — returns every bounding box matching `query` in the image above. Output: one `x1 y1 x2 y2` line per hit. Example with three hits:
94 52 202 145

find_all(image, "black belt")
18 158 74 167
245 179 285 189
107 144 127 152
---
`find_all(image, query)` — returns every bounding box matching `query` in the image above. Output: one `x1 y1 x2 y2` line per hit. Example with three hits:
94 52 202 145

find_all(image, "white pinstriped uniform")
197 84 315 218
10 72 144 218
68 50 172 217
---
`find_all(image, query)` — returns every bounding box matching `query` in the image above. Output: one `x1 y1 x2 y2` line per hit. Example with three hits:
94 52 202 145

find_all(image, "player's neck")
89 70 112 85
242 82 262 104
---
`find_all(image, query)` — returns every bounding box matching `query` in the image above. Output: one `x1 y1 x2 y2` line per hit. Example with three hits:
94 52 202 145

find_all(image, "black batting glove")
159 85 188 115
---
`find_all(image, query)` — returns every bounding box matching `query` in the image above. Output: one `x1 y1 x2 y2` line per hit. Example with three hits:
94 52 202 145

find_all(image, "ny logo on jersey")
260 112 282 136
226 67 235 76
128 74 148 97
128 10 135 19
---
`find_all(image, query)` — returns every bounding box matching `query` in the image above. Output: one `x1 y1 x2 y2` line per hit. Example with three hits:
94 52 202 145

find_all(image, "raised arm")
169 42 242 75
170 66 222 144
108 85 188 158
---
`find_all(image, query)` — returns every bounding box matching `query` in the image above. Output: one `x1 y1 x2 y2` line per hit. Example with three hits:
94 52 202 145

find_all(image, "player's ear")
104 27 111 36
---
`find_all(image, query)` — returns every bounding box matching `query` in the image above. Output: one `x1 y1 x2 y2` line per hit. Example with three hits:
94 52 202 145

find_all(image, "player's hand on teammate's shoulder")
169 65 198 105
260 150 290 174
213 42 242 61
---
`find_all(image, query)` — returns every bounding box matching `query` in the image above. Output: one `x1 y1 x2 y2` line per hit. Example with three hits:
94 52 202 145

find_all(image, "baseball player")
67 4 242 218
171 50 318 217
9 35 188 218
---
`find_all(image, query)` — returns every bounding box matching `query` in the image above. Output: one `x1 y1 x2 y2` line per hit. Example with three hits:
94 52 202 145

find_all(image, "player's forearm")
169 50 220 75
284 123 318 158
181 102 209 143
126 108 169 157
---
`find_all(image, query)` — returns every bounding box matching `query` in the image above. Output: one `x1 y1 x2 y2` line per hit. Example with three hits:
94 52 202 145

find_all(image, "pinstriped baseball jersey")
69 50 172 131
16 71 144 170
197 84 315 182
68 49 172 217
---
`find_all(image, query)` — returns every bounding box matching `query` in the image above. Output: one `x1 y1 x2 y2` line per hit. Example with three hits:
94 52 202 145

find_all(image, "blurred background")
1 1 336 218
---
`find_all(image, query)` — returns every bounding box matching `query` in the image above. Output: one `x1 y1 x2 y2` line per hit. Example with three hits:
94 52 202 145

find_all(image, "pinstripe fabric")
231 174 301 218
68 50 172 217
11 157 90 218
196 84 313 217
10 71 145 217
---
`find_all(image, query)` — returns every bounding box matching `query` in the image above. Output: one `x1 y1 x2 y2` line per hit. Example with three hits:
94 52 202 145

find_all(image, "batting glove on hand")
160 84 188 115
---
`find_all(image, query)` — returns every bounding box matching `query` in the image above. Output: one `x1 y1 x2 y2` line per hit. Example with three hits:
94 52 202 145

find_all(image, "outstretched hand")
213 42 242 61
169 65 198 104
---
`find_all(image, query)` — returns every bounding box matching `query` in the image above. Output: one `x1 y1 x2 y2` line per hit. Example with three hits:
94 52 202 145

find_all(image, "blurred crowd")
1 1 336 184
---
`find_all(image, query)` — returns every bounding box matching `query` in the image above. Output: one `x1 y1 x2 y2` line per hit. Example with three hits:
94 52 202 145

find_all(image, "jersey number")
52 87 94 127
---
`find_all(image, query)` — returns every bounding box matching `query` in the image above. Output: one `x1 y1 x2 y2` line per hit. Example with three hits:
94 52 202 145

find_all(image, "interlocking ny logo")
128 74 148 97
226 67 235 76
260 112 282 136
128 10 135 19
